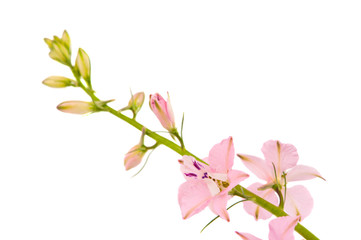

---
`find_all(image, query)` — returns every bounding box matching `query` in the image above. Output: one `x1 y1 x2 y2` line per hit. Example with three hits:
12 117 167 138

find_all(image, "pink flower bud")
149 93 176 131
57 101 95 114
124 144 147 170
126 92 145 115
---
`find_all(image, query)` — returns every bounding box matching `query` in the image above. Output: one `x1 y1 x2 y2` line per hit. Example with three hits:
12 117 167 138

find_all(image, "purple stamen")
185 173 197 178
202 172 208 179
193 160 202 170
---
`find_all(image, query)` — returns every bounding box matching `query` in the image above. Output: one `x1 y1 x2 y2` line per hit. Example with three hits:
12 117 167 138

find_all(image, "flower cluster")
43 30 324 240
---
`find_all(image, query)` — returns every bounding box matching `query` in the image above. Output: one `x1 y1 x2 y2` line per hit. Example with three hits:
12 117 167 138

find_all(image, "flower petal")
178 179 212 219
235 232 262 240
208 192 231 221
227 169 249 190
284 185 313 221
268 216 299 240
237 154 273 182
262 140 299 174
286 165 325 182
179 155 207 180
243 183 278 220
208 137 235 173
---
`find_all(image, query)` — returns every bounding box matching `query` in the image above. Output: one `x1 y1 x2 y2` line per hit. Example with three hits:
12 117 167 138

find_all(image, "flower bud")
121 92 145 115
124 144 147 170
75 48 91 82
57 101 96 114
130 92 145 114
149 93 176 131
42 76 76 88
44 30 71 66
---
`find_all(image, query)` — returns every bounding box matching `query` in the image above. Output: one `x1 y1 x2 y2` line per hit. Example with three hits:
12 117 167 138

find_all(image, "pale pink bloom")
149 93 176 131
178 137 249 221
236 216 299 240
238 140 323 220
124 144 146 170
236 232 262 240
57 101 95 114
268 216 299 240
242 183 278 220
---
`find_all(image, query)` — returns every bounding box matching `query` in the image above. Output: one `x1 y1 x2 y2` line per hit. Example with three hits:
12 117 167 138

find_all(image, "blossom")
178 137 249 221
236 216 299 240
149 93 176 132
238 140 324 220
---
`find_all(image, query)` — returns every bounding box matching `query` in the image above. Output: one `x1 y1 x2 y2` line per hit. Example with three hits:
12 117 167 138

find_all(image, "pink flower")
178 137 249 221
238 140 324 220
236 216 299 240
149 93 176 132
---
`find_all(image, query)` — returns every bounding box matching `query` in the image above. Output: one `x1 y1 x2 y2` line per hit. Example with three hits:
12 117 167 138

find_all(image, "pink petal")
235 232 262 240
284 185 313 221
166 92 175 126
261 140 299 175
268 216 299 240
178 179 213 219
179 155 207 180
243 183 278 220
227 169 249 190
208 192 231 221
208 137 235 173
237 154 273 182
286 165 325 182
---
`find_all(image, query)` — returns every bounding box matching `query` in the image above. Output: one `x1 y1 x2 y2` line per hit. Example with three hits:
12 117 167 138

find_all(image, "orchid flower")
236 216 300 240
238 140 324 220
178 137 249 221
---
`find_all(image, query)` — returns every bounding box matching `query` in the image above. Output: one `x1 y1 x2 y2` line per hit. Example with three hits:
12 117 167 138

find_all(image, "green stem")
68 65 319 240
229 185 319 240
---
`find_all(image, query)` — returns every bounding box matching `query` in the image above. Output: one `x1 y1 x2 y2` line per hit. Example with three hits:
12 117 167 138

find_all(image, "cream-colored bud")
61 30 71 50
44 38 53 49
75 48 91 82
129 92 145 114
57 101 95 114
42 76 76 88
44 30 72 66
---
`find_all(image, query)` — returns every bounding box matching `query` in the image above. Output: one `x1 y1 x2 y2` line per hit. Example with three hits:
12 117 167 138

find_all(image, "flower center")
207 175 230 191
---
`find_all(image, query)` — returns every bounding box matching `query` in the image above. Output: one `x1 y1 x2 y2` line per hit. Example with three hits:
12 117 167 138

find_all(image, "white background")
1 1 360 239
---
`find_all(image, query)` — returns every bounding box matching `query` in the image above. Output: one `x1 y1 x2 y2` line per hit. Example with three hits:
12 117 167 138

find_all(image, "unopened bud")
121 92 145 115
149 92 176 131
61 30 71 50
57 101 96 114
44 30 71 66
42 76 76 88
75 48 91 82
124 127 147 170
124 144 147 170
